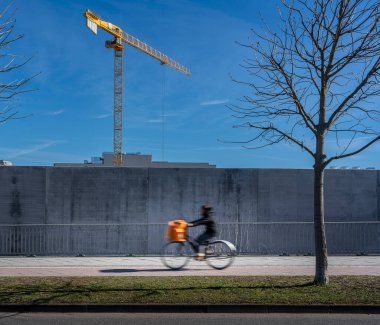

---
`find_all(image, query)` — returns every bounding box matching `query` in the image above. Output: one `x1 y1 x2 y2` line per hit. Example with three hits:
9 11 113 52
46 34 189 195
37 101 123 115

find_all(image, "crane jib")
84 9 190 76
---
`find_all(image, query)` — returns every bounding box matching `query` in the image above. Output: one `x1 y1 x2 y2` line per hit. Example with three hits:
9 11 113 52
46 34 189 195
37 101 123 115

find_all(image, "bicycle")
161 219 237 270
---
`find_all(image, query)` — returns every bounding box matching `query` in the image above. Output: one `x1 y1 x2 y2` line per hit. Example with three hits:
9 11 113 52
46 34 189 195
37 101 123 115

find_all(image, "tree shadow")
0 280 316 304
204 281 315 290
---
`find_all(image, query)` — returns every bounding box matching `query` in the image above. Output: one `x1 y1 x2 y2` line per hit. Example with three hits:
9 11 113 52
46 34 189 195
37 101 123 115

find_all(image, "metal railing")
0 222 379 256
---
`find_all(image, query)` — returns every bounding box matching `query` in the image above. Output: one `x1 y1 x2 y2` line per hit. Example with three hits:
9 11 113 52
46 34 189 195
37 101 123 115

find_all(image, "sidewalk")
0 256 379 276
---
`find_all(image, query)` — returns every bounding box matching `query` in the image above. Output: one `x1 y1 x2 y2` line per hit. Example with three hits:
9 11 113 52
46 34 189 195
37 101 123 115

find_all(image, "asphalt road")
0 313 380 325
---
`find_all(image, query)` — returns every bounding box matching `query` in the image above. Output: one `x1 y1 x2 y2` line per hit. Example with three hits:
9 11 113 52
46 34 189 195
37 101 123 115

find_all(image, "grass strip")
0 276 379 305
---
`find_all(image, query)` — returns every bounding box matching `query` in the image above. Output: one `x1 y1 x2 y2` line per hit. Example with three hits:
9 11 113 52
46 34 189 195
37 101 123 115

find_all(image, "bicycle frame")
184 228 236 259
183 227 212 256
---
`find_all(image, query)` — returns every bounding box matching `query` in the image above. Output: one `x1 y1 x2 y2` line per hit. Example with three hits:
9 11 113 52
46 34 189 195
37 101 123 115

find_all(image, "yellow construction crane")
84 9 191 166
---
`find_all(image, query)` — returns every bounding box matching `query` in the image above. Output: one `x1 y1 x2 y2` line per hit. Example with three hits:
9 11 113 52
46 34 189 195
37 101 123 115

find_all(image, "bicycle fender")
212 240 238 255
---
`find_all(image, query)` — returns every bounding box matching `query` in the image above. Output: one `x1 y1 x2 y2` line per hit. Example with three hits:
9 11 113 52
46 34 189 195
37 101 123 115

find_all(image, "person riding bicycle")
187 205 217 261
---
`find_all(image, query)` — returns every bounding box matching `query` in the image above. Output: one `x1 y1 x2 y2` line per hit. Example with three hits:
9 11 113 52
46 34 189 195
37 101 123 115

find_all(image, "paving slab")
0 256 379 277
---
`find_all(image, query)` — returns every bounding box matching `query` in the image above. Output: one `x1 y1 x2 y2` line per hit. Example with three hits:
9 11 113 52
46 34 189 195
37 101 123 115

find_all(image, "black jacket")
190 213 217 236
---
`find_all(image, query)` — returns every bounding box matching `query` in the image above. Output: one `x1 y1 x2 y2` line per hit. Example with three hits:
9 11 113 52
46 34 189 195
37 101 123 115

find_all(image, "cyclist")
188 205 217 261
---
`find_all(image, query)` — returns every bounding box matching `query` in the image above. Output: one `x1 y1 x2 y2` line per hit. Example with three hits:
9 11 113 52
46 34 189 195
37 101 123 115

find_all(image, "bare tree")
0 1 36 125
230 0 380 284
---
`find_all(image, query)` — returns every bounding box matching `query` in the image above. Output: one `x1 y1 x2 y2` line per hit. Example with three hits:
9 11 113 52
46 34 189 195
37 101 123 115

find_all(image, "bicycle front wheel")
206 240 236 270
161 241 191 270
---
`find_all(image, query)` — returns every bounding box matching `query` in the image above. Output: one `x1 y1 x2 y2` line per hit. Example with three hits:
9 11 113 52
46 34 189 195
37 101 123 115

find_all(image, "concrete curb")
0 304 379 314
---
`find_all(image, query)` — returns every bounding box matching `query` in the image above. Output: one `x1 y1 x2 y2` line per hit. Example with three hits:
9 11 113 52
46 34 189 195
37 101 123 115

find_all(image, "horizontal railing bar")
0 221 379 227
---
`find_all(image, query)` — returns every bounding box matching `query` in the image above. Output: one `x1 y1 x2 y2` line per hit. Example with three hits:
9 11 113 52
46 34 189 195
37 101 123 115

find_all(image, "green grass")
0 276 379 305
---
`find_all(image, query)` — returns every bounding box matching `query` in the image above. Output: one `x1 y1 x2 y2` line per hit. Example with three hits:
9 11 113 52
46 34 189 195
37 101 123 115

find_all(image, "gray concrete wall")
0 167 379 255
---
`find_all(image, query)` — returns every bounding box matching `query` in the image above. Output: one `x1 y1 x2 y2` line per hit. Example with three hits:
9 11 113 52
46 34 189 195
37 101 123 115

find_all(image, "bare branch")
324 136 380 166
0 0 37 125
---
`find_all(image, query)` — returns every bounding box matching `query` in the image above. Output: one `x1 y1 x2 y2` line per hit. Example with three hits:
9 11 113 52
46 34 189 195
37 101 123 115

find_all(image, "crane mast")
84 10 191 166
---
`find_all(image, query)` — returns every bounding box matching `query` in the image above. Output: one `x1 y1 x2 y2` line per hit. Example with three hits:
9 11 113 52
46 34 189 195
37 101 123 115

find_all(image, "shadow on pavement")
0 313 21 319
99 268 178 273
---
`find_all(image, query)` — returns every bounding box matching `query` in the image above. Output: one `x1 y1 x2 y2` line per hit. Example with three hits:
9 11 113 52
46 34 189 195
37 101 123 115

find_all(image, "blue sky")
1 0 379 169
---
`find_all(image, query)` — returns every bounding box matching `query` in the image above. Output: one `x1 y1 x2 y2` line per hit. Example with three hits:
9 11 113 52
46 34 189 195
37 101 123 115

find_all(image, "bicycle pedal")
194 255 205 261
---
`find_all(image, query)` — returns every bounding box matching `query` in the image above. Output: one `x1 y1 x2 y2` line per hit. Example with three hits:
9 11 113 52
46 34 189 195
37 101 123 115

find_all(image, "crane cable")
161 65 166 161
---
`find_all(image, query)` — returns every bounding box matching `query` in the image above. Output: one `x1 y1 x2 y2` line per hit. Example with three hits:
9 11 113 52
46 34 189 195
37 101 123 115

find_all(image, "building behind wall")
0 160 12 166
54 152 216 168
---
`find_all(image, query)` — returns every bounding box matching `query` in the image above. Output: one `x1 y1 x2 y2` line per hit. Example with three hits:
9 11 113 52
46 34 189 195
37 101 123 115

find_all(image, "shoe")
194 253 205 261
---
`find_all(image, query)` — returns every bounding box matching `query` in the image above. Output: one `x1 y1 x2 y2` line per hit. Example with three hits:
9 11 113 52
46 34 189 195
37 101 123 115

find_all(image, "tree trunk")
313 165 329 284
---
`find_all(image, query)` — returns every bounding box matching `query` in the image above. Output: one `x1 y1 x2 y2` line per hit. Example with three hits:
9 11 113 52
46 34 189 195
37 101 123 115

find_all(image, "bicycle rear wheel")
161 241 191 270
206 240 236 270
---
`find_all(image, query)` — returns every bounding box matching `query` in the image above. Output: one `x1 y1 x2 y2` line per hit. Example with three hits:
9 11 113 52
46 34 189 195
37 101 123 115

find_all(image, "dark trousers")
193 232 214 253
